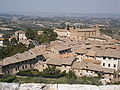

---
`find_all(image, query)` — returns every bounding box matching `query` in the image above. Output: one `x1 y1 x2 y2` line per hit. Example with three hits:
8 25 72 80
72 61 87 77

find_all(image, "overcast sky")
0 0 119 14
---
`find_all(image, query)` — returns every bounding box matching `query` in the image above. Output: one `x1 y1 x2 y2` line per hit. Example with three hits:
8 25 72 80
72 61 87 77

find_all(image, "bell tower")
96 24 100 36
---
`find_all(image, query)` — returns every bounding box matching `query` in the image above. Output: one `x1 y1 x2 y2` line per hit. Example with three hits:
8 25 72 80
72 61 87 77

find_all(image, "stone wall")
0 83 120 90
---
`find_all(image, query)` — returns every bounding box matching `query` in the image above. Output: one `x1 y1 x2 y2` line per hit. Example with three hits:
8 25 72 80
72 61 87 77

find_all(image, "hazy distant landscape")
0 13 120 40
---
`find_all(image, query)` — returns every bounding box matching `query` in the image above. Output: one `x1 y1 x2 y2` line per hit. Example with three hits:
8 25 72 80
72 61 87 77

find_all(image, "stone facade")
100 58 120 70
0 46 45 74
70 25 100 41
54 29 70 38
2 58 37 74
51 46 72 55
15 31 27 40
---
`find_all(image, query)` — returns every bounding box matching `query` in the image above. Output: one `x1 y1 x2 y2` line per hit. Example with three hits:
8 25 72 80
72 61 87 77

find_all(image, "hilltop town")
0 14 120 85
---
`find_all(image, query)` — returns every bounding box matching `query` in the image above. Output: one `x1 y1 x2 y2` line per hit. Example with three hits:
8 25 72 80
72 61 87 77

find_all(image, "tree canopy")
0 42 28 60
37 28 58 44
41 65 66 78
0 28 58 60
25 28 37 40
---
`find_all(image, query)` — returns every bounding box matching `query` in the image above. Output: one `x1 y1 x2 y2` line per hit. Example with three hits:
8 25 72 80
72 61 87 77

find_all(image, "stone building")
72 61 115 79
54 29 70 38
1 51 36 74
70 25 100 41
15 30 27 40
51 44 72 55
0 46 46 74
35 56 76 73
37 31 44 35
87 36 107 42
75 47 120 71
95 49 120 70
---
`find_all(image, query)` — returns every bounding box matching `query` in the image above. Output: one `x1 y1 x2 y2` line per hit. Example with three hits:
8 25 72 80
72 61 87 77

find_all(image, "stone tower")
96 24 100 36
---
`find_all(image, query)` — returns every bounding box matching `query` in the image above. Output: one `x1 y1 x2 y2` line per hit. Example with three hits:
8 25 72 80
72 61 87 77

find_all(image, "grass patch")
0 74 102 85
11 76 101 85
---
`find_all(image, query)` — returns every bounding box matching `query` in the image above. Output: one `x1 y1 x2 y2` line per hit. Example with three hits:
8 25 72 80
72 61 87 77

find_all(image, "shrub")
0 74 16 83
41 66 61 78
65 70 77 84
66 70 77 80
36 77 48 83
41 66 66 78
97 71 105 78
76 77 102 85
16 69 41 77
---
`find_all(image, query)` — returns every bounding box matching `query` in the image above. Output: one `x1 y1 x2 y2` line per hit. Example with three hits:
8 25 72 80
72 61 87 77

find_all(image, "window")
25 65 27 69
108 57 112 60
22 66 24 69
108 64 110 67
16 68 17 71
30 64 32 67
7 71 10 74
103 57 106 60
103 63 105 66
77 53 80 55
114 64 116 68
86 70 88 72
86 48 91 50
89 32 90 36
84 33 86 36
81 54 83 55
18 67 19 70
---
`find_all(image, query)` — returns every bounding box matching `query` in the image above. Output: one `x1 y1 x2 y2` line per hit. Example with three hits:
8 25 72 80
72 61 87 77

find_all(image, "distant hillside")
100 18 120 40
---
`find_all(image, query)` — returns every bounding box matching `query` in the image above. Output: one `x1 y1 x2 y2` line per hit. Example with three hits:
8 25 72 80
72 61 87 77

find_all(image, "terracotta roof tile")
72 61 114 74
46 56 75 66
82 58 101 65
96 49 120 58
